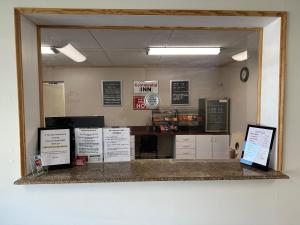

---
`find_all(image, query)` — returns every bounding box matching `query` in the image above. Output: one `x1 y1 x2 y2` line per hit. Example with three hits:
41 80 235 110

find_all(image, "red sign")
133 96 148 110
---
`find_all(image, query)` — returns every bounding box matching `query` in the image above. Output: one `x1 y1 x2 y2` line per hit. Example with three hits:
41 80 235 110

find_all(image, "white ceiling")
26 14 277 28
41 28 259 67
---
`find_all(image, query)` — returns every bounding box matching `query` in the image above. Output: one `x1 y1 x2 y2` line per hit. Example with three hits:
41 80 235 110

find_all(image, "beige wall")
21 15 40 173
43 67 223 126
43 58 258 130
220 54 258 134
1 1 300 225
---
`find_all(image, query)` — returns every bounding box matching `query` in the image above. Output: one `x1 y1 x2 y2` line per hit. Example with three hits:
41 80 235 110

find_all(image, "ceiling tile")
106 49 160 66
168 30 252 48
90 29 172 50
41 29 100 49
41 28 258 67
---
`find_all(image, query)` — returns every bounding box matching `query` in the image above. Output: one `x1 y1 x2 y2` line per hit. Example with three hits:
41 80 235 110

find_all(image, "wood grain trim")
15 8 286 17
14 9 27 177
39 25 261 31
37 27 45 127
16 7 287 174
277 13 287 172
256 28 263 124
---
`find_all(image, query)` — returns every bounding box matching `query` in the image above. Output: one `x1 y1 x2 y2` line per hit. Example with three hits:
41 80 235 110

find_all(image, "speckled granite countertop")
14 159 288 185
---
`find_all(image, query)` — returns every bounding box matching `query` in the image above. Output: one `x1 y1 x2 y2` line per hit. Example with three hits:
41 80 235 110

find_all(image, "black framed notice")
101 80 122 106
38 128 71 167
240 125 276 170
171 80 189 105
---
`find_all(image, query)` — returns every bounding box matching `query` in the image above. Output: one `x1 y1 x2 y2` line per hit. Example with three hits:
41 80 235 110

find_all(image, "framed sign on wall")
101 80 122 106
170 80 189 105
133 80 159 110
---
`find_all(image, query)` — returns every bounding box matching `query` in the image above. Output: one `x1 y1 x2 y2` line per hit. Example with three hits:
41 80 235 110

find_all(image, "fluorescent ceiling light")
232 50 248 61
41 46 55 54
147 47 221 55
56 44 87 62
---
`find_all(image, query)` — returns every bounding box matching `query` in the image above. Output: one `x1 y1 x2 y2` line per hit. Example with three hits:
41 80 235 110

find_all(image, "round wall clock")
240 67 249 82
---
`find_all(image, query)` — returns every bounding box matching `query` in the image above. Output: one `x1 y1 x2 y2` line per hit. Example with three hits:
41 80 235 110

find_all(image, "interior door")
43 81 66 117
212 135 229 159
195 135 213 159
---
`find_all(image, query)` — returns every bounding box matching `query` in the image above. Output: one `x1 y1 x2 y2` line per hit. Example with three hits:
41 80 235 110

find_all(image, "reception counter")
14 159 288 185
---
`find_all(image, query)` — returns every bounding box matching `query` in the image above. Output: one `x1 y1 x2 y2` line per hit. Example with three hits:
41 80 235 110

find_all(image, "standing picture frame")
38 127 72 168
240 125 276 171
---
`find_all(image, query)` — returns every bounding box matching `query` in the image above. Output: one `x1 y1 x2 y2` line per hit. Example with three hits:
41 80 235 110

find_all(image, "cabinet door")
212 135 229 159
195 135 213 159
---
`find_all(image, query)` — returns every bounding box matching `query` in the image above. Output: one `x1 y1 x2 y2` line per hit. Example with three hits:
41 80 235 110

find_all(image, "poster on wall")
101 80 122 106
171 80 189 105
133 80 159 110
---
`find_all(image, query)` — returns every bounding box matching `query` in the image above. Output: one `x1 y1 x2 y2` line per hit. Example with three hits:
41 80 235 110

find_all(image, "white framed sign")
39 128 71 166
133 80 158 94
133 80 159 110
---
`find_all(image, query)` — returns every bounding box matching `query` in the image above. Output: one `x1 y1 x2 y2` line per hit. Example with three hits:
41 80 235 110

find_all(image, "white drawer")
176 142 195 149
176 148 195 155
175 135 195 148
176 135 196 143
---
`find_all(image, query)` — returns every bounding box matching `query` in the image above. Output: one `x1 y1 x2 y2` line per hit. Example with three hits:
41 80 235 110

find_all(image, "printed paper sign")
242 127 273 166
75 128 103 163
40 129 70 166
103 128 131 162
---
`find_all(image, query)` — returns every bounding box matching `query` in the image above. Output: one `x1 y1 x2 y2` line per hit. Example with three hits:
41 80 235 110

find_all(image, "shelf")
14 159 288 185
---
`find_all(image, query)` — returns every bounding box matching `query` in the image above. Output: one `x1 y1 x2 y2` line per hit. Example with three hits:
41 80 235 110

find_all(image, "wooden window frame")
14 8 287 176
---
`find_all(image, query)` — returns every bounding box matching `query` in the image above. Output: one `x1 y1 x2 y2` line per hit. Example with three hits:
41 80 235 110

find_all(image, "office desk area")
129 126 230 160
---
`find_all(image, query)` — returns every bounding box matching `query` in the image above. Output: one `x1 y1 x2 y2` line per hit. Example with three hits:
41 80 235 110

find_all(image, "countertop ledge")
14 159 289 185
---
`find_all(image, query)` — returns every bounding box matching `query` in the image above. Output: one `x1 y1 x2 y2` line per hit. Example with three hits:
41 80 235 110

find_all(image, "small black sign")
171 80 189 105
102 80 122 106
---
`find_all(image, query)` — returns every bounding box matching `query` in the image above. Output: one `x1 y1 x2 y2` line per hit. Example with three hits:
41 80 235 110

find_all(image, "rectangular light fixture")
41 46 55 54
232 50 248 61
147 47 221 55
56 44 87 62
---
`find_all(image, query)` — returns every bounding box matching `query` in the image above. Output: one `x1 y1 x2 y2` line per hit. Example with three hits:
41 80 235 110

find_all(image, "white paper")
130 135 135 160
40 129 70 166
103 128 131 162
243 127 273 166
75 128 103 163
